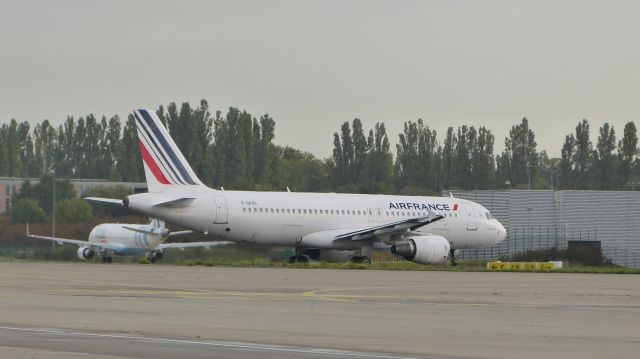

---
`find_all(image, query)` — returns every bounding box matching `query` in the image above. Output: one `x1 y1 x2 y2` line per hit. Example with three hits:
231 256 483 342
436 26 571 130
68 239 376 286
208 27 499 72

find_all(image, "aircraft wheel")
289 255 309 264
106 256 112 264
350 256 371 265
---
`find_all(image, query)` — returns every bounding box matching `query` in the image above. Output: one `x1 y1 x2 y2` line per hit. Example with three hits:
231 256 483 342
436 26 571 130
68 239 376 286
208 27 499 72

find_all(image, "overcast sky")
1 0 639 159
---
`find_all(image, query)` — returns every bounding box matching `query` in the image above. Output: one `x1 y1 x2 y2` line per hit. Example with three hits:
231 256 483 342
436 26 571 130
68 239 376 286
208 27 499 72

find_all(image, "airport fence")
457 225 640 268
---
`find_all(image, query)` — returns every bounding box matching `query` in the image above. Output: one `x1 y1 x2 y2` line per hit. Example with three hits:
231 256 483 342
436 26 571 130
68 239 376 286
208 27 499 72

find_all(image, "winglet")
449 192 454 199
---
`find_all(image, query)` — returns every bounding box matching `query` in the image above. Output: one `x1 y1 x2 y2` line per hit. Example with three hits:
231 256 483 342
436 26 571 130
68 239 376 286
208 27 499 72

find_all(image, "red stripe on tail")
139 140 171 185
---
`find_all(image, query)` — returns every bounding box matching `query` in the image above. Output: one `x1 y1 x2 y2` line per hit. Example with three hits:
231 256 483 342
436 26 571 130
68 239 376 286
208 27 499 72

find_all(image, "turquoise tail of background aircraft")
88 109 506 265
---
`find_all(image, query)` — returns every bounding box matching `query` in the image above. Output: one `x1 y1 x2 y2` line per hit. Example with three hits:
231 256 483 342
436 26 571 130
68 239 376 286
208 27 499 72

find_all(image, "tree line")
1 99 639 195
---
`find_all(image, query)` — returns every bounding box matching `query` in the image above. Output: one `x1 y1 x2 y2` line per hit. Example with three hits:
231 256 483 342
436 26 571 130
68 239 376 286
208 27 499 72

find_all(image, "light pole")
51 169 55 237
526 207 533 250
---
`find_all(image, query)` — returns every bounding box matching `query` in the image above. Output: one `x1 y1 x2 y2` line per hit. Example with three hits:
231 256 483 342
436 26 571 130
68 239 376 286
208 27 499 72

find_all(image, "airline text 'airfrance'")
389 202 452 211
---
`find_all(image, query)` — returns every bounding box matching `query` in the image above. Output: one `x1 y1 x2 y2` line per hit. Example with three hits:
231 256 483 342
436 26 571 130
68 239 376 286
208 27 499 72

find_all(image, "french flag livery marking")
134 109 200 186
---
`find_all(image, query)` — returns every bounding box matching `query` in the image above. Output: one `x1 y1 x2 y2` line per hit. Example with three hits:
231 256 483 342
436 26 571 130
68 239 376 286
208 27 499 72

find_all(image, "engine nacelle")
77 247 95 260
390 235 450 264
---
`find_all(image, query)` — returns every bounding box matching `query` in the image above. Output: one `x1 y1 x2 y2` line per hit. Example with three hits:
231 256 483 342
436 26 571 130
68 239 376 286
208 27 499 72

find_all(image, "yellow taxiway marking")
46 287 560 308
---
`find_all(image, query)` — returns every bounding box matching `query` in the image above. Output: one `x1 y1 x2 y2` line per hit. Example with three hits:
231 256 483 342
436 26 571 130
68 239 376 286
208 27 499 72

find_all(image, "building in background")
445 190 640 268
0 177 147 214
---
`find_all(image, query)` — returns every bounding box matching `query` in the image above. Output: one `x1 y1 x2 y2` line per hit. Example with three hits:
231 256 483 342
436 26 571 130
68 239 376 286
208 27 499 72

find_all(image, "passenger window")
243 208 246 212
297 209 301 214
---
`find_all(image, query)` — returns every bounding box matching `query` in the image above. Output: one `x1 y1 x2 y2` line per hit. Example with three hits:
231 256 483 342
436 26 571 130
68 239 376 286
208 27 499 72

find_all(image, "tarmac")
0 262 638 359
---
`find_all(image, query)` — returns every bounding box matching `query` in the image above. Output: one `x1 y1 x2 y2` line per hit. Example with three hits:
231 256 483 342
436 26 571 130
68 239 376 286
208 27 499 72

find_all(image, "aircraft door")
214 196 229 224
462 203 477 230
367 207 374 222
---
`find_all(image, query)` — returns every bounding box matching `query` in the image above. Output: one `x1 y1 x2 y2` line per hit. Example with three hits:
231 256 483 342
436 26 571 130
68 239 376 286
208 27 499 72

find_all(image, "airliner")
88 109 506 265
27 219 230 263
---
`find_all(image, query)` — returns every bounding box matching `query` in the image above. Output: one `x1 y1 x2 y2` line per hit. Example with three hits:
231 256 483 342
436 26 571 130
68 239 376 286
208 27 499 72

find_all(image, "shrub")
55 199 93 223
11 199 48 223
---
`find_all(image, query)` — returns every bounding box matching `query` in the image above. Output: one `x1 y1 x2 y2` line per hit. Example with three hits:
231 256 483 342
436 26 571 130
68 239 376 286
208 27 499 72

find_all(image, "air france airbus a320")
89 109 506 265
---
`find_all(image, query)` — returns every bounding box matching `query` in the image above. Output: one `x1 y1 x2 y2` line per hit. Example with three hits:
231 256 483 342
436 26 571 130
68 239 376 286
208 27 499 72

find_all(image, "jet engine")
390 235 450 264
77 247 95 260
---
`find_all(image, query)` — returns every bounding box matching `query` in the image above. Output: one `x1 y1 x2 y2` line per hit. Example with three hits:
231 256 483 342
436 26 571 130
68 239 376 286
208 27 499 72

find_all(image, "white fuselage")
126 189 506 251
88 224 164 256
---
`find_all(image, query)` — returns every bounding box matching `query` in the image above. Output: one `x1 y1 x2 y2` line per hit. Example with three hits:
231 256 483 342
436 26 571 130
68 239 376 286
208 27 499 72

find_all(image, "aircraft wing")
333 213 445 241
26 233 122 252
157 241 233 250
25 223 122 251
26 233 88 247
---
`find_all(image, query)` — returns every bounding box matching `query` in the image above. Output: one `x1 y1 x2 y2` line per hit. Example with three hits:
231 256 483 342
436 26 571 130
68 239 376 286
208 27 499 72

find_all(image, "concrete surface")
0 263 638 358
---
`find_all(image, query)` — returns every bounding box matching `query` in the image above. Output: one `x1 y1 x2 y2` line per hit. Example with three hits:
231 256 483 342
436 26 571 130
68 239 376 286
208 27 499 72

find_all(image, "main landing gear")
350 256 371 265
449 248 458 266
350 240 372 265
288 246 309 264
101 256 112 264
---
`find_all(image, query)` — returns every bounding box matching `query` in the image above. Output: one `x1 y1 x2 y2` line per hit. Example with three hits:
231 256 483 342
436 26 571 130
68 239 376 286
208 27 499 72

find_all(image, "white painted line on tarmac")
0 326 419 359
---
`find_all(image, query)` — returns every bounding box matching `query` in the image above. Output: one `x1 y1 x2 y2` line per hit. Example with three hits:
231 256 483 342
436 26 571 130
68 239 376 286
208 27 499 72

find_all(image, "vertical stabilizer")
149 218 165 229
133 109 206 192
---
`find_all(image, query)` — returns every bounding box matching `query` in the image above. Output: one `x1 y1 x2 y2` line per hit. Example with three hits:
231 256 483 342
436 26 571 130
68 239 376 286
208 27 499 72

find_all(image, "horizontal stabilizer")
122 225 169 238
168 230 194 237
84 197 122 205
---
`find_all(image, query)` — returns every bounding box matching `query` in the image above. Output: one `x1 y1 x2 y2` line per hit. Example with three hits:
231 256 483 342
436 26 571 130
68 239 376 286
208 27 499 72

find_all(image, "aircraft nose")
497 222 507 242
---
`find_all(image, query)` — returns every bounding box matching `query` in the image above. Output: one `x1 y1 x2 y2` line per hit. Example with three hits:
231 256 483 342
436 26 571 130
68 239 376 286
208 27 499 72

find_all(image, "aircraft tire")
288 255 309 264
350 256 371 265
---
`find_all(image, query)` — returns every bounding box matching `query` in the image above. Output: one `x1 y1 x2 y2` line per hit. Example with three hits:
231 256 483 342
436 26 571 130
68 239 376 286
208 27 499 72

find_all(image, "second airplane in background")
89 109 506 265
27 218 231 263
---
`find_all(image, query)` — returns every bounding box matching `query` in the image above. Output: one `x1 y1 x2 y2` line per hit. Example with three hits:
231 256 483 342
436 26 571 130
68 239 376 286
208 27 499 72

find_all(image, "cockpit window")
485 212 491 220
